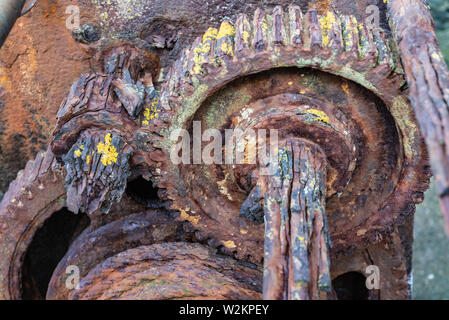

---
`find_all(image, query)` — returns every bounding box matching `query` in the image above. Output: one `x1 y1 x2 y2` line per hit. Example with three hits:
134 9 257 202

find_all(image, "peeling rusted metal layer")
47 207 194 300
262 139 331 300
51 45 158 218
388 0 449 235
0 146 65 300
68 243 262 300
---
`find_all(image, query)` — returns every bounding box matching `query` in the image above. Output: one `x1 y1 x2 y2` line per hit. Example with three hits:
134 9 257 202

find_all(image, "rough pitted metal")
0 146 65 299
147 6 430 265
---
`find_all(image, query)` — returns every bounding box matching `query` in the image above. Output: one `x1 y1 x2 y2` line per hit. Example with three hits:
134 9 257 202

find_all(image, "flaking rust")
262 139 332 300
388 0 449 235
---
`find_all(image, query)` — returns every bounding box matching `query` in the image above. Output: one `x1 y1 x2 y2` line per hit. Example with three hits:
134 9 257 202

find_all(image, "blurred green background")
412 0 449 300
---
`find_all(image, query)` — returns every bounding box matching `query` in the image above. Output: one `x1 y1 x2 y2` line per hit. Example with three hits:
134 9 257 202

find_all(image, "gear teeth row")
0 147 60 216
161 6 397 105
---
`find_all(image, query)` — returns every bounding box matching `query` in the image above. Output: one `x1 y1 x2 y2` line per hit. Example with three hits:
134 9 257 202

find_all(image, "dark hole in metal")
21 208 89 300
332 271 369 300
126 176 165 208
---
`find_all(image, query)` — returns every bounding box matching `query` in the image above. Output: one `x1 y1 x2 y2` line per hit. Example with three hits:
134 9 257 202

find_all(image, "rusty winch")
0 0 448 300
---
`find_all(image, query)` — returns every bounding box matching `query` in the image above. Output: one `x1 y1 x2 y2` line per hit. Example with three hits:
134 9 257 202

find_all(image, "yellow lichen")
142 97 160 126
203 27 218 42
222 240 237 249
306 109 330 124
341 82 350 96
74 145 84 158
86 154 91 164
342 16 358 50
193 41 213 74
217 21 235 40
242 30 250 43
179 209 200 225
319 11 336 47
96 133 118 166
220 42 234 56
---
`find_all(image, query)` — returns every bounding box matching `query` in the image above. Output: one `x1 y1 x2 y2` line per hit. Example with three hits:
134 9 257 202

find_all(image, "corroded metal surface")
388 0 449 235
152 6 429 266
0 0 439 300
0 0 97 196
261 139 331 300
68 242 262 300
0 146 65 299
46 207 195 300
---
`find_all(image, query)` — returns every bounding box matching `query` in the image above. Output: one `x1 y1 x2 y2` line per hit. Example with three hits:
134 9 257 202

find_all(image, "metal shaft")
0 0 26 48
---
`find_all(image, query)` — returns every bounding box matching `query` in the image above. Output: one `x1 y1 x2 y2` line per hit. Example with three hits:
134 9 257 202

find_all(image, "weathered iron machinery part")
229 90 359 203
330 224 413 300
388 0 449 235
62 129 134 216
260 139 332 300
0 147 65 300
0 2 433 301
46 207 195 300
66 242 262 300
149 6 430 265
50 45 159 220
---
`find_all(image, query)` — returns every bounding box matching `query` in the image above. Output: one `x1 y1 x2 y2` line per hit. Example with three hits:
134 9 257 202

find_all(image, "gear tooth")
288 5 304 46
216 20 235 58
362 23 379 61
357 23 371 59
202 27 219 66
181 47 192 80
167 61 177 94
319 11 342 50
272 5 288 46
177 49 188 87
190 36 203 76
167 59 179 94
306 8 322 49
160 83 172 111
172 57 184 95
252 8 267 52
235 13 252 56
373 29 393 67
341 15 359 53
331 13 344 50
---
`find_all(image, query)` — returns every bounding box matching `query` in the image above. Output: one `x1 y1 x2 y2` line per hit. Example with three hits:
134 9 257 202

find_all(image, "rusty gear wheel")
147 6 430 264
